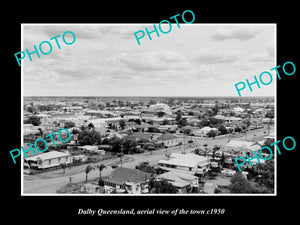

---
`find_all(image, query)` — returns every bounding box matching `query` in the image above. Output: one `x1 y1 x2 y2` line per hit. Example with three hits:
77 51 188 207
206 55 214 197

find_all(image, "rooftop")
156 133 179 141
159 153 210 168
26 151 70 161
104 167 152 185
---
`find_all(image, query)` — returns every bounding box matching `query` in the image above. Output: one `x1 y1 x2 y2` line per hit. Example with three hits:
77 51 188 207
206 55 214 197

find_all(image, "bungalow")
103 167 152 194
23 124 39 135
80 182 103 194
158 153 211 176
193 126 218 137
125 132 155 142
224 140 263 158
155 133 182 147
25 151 72 169
124 121 138 131
156 171 199 193
79 145 105 155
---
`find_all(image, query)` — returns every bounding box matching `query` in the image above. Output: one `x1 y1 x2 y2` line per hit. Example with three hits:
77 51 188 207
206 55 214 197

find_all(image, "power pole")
120 145 123 167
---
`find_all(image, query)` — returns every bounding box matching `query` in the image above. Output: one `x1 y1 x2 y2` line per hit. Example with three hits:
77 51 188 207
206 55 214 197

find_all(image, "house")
135 123 159 132
156 171 199 193
25 151 72 169
148 103 172 115
80 182 103 193
36 113 52 124
72 154 88 163
158 125 177 133
193 126 218 137
224 140 263 157
124 121 138 131
203 182 218 194
103 167 152 194
158 153 211 176
79 145 105 155
23 124 39 135
155 133 182 147
125 132 155 142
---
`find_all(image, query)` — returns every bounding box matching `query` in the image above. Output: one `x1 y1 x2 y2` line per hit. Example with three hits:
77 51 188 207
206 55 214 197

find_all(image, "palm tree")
85 165 94 183
96 164 107 179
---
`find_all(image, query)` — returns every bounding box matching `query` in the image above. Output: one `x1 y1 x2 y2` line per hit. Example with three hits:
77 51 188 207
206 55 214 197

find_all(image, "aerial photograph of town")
22 24 275 195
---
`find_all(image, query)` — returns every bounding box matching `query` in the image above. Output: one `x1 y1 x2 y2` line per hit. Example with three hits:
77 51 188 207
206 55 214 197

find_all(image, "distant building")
148 103 172 115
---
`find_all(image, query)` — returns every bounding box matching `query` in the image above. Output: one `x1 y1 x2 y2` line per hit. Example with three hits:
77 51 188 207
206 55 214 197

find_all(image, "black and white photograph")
21 24 276 195
4 4 298 222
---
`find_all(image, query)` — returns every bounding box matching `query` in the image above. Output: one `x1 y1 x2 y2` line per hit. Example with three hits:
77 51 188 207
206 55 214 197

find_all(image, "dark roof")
104 167 152 185
156 133 179 141
125 132 153 140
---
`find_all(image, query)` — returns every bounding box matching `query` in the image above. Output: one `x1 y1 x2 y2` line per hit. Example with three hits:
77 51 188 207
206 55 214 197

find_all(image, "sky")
22 24 276 97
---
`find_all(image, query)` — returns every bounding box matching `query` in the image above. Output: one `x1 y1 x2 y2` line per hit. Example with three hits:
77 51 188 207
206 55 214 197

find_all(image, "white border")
21 23 277 196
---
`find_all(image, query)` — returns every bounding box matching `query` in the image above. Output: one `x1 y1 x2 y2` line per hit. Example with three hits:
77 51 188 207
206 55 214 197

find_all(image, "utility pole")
120 145 123 167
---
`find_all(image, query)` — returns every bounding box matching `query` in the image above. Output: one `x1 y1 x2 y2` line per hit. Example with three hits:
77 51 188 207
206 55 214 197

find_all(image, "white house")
148 103 172 115
156 171 199 193
155 133 182 147
158 153 211 176
79 145 105 155
193 126 218 137
103 167 152 194
25 151 72 169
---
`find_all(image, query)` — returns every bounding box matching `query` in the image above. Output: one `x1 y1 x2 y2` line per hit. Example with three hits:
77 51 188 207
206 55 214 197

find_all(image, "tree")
85 165 95 183
24 116 41 126
135 161 156 173
247 159 274 191
148 178 177 193
88 122 95 129
265 111 274 119
207 130 217 139
119 120 126 130
209 117 222 126
218 125 228 135
228 173 259 193
211 105 219 115
177 118 187 127
162 119 170 125
234 126 242 133
122 139 138 154
26 106 37 114
96 164 107 179
175 111 182 122
64 121 76 129
157 111 165 118
77 129 101 146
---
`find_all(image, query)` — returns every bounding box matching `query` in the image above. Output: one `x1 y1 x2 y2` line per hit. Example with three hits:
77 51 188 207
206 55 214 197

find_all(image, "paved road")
23 126 273 194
